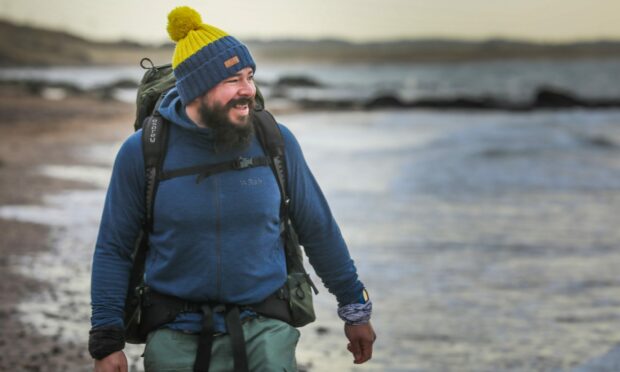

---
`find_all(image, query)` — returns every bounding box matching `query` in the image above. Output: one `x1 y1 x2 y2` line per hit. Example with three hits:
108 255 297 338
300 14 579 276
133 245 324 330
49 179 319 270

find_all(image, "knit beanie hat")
166 6 256 105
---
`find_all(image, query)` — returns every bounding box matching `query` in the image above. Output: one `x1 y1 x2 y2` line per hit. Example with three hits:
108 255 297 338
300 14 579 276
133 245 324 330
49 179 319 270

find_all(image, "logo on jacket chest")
240 177 264 187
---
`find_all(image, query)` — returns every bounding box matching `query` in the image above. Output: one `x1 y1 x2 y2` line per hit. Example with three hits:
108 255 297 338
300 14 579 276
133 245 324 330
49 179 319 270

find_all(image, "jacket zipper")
214 175 222 300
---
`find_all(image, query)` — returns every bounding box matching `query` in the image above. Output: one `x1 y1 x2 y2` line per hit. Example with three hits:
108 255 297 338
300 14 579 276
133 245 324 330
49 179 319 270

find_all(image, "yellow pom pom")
167 6 203 42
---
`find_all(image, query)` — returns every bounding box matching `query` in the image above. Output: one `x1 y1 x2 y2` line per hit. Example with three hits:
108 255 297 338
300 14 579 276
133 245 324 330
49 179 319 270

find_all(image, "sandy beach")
0 87 134 371
4 82 620 372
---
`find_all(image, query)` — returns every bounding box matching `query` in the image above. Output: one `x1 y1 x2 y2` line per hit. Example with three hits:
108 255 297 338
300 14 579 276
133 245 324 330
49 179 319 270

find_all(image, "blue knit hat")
167 6 256 105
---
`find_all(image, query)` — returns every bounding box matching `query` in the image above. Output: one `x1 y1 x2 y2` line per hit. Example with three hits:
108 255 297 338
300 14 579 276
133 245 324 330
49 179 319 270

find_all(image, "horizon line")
2 17 620 47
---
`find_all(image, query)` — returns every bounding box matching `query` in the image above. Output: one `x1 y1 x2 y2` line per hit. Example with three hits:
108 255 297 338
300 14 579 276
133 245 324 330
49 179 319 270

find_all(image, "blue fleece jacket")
90 88 364 333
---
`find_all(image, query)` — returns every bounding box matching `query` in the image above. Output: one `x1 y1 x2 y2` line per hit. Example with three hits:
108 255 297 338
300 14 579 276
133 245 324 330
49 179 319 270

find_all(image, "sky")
1 0 619 44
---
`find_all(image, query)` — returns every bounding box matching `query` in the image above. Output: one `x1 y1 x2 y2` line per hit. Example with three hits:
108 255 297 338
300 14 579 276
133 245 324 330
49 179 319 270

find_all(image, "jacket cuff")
88 326 125 360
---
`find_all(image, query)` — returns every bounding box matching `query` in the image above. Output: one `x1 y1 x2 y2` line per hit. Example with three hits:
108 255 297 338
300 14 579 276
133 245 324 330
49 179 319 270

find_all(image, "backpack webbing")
124 106 316 344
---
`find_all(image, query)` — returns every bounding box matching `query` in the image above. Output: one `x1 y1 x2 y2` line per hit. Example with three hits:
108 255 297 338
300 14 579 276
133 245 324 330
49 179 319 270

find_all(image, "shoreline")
4 78 620 112
4 88 620 371
0 88 134 370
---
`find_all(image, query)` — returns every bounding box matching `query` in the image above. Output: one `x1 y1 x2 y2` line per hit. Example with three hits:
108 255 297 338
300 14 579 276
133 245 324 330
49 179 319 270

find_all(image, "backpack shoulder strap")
125 110 170 343
253 109 288 209
253 110 318 292
141 111 170 231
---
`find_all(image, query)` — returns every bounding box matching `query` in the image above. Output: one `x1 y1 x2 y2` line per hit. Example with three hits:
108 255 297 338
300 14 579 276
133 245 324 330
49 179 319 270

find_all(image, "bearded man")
89 6 375 372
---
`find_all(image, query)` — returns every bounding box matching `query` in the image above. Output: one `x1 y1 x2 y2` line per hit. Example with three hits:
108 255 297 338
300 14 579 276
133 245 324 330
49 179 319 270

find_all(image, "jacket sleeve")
90 132 145 329
279 124 364 306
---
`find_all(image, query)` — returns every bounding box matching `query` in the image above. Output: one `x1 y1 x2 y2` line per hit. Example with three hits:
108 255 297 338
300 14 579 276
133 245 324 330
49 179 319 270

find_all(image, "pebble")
315 326 330 335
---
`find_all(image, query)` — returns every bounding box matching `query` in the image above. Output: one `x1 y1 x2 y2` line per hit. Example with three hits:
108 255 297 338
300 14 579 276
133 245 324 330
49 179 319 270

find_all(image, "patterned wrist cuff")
337 300 373 325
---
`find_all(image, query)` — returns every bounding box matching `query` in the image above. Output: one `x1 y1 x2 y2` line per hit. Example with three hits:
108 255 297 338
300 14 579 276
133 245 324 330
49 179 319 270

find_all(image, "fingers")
349 336 374 364
356 338 373 364
349 339 363 363
344 323 377 364
94 351 128 372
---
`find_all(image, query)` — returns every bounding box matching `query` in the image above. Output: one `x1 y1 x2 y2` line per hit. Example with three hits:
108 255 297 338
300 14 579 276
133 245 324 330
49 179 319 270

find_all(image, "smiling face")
190 67 257 151
202 67 257 127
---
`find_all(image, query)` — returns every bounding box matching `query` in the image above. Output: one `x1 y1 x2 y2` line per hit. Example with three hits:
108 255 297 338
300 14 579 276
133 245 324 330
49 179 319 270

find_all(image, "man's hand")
344 321 376 364
94 350 128 372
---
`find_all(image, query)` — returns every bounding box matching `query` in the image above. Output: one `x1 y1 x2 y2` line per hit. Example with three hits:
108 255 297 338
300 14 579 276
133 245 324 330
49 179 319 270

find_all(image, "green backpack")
124 58 318 344
133 58 266 131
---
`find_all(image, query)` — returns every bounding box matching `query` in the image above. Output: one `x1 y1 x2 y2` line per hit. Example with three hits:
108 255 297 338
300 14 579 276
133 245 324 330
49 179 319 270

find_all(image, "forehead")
229 66 254 77
203 66 255 99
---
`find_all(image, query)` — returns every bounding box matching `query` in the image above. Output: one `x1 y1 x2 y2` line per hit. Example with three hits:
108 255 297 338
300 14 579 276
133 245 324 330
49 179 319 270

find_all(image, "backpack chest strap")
159 156 271 183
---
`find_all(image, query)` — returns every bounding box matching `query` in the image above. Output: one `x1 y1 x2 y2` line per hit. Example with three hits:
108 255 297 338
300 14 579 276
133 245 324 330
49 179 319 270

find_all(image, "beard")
198 97 255 152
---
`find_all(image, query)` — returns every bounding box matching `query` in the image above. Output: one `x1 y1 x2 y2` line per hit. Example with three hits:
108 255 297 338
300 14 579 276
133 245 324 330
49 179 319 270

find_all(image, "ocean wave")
2 77 620 111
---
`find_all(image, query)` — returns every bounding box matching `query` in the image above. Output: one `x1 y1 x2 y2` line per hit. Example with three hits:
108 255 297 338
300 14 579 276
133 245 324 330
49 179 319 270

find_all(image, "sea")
1 58 620 371
1 57 620 103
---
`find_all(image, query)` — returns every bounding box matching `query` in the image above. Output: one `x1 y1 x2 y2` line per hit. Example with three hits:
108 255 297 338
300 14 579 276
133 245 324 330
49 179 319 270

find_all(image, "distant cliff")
0 20 171 66
1 19 620 66
248 38 620 63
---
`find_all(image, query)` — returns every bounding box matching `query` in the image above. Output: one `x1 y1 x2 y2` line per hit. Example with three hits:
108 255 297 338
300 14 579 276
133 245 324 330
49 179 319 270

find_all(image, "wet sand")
0 89 313 371
5 86 620 372
0 87 134 371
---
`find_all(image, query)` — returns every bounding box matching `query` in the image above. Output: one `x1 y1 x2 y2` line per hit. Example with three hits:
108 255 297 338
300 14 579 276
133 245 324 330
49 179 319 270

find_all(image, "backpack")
124 58 318 344
133 58 267 131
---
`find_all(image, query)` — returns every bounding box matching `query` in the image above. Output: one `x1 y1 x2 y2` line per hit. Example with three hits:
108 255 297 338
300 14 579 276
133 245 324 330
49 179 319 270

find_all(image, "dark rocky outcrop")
275 75 323 88
360 87 620 111
364 95 406 109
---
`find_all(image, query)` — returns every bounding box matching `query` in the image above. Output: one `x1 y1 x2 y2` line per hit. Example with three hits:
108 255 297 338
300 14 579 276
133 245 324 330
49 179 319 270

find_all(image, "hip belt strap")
193 305 215 372
225 306 248 372
193 304 249 372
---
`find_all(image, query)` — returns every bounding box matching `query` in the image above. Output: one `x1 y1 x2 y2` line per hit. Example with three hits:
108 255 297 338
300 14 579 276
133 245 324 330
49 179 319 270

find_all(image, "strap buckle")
233 157 254 169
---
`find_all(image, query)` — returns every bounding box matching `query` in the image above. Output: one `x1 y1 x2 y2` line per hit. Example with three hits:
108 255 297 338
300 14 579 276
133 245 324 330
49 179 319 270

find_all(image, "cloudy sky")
1 0 619 43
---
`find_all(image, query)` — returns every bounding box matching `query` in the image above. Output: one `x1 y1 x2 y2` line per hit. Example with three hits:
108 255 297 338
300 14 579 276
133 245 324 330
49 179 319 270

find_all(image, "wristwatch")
359 288 369 304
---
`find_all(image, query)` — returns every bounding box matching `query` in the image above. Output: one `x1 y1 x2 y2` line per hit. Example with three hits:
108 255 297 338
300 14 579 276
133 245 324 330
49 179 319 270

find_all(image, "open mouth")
228 97 254 114
232 103 249 114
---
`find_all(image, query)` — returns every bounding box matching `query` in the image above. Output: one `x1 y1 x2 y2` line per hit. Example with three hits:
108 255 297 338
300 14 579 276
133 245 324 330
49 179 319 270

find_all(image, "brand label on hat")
224 56 240 68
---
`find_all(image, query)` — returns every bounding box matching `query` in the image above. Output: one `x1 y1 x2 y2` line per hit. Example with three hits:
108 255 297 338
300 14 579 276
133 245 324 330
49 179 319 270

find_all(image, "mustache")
226 97 255 110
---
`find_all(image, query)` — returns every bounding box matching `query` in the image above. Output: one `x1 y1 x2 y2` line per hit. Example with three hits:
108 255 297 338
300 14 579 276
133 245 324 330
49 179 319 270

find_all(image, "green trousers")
143 316 300 372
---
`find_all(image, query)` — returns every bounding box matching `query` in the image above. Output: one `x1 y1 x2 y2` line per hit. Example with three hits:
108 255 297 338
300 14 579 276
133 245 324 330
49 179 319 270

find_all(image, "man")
89 6 375 372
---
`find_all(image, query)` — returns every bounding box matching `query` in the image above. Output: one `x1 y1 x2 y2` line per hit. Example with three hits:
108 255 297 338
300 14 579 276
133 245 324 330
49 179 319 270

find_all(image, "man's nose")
238 79 255 96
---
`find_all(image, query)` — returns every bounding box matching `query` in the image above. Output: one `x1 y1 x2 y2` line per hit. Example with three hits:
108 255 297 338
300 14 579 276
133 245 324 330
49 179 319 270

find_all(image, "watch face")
363 288 369 302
